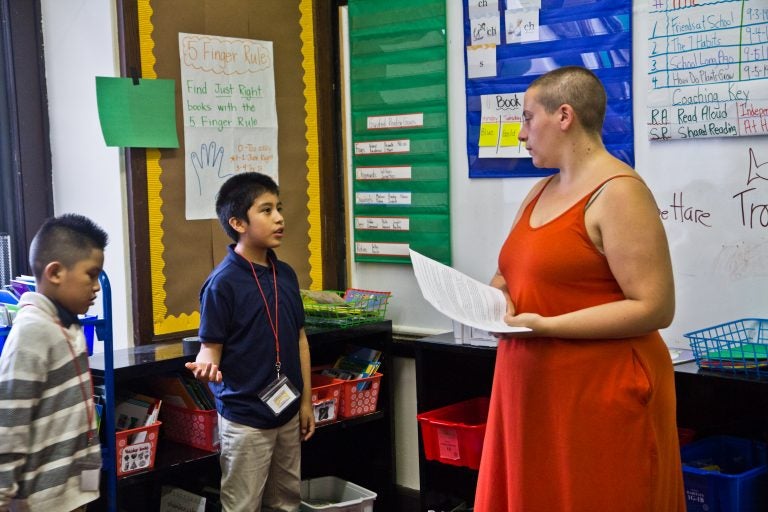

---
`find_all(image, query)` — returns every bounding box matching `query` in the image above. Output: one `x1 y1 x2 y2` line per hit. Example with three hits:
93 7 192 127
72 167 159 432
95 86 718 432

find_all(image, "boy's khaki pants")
218 413 301 512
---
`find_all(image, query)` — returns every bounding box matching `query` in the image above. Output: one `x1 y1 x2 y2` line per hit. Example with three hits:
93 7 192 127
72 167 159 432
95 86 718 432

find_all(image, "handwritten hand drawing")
190 141 229 195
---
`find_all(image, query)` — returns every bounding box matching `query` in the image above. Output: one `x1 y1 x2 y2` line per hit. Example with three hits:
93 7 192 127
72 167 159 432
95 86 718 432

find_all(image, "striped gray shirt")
0 292 101 511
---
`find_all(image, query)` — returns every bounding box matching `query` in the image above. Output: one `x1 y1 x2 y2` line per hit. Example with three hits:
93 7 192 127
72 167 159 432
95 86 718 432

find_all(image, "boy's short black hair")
215 172 280 242
28 214 109 279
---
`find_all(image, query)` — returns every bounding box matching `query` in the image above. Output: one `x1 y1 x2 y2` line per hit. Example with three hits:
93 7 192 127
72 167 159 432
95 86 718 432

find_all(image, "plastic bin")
303 289 391 327
160 403 219 452
0 316 95 356
311 373 342 425
115 421 161 477
685 318 768 377
417 396 490 470
337 372 382 419
0 326 9 356
681 435 768 512
300 476 377 512
678 427 697 447
80 314 97 355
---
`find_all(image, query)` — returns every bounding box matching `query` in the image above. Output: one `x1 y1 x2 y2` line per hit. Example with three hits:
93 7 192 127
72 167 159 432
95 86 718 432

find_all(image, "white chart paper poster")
478 92 530 158
179 33 278 219
646 1 768 141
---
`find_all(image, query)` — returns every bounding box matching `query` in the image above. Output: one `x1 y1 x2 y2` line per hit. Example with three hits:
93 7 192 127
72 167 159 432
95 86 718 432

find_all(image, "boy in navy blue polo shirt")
186 172 315 512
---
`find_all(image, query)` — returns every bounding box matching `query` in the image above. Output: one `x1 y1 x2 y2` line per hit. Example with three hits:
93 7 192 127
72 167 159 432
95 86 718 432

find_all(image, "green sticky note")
95 76 179 148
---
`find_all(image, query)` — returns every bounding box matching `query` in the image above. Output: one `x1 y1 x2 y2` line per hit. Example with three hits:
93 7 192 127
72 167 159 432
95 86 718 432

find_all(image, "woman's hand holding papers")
500 311 543 338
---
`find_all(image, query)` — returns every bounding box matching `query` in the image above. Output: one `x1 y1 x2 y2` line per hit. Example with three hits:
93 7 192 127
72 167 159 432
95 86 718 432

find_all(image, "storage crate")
311 373 342 425
678 427 697 447
302 289 390 328
337 372 382 419
681 436 768 512
115 421 161 477
80 314 97 355
300 476 377 512
685 318 768 377
417 397 489 470
160 403 219 452
0 325 9 356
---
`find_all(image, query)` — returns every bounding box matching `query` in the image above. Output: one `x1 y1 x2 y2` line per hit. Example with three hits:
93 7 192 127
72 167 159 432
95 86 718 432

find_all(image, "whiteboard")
345 2 768 346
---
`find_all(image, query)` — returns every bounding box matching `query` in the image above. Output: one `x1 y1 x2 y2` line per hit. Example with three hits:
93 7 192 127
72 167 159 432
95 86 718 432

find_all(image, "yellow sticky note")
500 122 521 147
479 122 499 147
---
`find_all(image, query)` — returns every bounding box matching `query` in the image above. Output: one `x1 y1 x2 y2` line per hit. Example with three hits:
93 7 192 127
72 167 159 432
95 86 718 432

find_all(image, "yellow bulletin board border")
137 0 323 336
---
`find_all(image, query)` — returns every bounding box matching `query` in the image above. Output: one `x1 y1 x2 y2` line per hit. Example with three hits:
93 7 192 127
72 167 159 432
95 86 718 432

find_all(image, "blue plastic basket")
0 325 9 356
681 436 768 512
684 319 768 377
0 317 97 357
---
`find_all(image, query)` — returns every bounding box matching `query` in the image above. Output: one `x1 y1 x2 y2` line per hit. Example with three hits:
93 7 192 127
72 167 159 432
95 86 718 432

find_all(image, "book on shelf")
115 392 162 443
131 399 162 444
321 345 383 391
151 374 214 410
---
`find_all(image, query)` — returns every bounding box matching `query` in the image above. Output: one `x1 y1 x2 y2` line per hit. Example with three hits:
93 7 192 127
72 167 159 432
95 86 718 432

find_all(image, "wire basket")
302 288 391 328
684 318 768 377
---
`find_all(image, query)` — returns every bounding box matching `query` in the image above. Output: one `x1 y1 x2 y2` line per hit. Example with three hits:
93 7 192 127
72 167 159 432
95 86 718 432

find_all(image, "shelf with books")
89 320 395 512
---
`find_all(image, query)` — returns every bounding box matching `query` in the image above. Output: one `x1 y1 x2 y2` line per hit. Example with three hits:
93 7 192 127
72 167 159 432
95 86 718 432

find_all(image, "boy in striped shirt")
0 214 107 511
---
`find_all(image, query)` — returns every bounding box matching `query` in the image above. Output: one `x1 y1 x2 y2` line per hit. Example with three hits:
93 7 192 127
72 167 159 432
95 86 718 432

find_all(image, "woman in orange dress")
474 66 686 512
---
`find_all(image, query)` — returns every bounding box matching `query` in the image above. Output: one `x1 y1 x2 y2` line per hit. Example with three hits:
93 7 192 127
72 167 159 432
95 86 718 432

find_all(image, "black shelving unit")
89 320 396 511
414 332 768 511
414 332 495 511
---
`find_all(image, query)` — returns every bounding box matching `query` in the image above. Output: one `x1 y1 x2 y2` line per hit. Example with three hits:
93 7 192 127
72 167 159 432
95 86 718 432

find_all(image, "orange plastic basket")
160 404 219 452
417 397 489 470
337 372 382 419
310 373 343 425
115 421 161 477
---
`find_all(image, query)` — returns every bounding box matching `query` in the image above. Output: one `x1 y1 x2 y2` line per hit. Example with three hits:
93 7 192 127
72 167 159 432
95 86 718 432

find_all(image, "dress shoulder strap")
585 174 643 210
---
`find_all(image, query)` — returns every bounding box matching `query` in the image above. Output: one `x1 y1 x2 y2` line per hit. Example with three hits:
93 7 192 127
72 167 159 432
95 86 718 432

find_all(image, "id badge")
258 374 299 416
77 458 101 491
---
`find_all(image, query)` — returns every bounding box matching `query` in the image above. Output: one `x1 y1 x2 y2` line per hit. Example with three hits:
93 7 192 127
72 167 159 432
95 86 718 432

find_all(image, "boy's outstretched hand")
185 361 223 383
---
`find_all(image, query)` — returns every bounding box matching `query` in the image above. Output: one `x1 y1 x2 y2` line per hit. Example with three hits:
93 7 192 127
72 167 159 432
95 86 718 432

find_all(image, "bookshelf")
89 320 395 511
414 332 768 511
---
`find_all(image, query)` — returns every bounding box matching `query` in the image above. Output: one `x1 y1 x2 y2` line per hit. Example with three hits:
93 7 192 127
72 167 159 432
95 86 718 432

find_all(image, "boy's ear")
43 261 65 284
228 216 247 234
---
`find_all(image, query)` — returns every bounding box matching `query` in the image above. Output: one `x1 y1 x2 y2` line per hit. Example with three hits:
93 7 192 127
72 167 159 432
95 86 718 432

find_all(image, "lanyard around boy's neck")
245 256 281 378
21 303 96 446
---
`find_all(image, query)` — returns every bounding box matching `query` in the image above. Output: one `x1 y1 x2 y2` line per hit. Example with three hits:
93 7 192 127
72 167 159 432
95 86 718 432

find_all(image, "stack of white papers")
409 250 530 334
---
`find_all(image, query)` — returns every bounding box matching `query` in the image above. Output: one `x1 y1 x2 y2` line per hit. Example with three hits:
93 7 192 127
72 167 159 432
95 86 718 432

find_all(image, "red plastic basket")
417 397 490 470
160 404 219 452
338 372 382 419
115 421 161 477
311 373 342 425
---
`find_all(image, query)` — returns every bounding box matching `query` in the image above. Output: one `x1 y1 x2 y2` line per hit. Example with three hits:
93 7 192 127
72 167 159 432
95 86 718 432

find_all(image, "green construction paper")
95 77 179 148
707 344 768 360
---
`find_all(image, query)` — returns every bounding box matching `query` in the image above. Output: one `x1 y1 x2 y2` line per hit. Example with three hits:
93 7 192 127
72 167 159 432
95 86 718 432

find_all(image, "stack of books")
115 392 162 443
150 374 215 410
321 345 382 391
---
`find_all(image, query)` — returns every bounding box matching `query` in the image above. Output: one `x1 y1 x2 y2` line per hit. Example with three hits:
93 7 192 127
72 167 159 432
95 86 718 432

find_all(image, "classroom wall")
41 0 133 351
40 0 767 494
347 1 768 490
350 2 768 350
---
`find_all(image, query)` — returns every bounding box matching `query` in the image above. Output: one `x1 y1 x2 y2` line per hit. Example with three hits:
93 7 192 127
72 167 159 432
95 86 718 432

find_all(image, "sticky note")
500 122 521 146
479 122 499 147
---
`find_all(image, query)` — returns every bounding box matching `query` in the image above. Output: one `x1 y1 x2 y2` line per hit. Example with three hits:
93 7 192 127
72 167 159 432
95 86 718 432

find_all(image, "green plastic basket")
303 289 391 328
